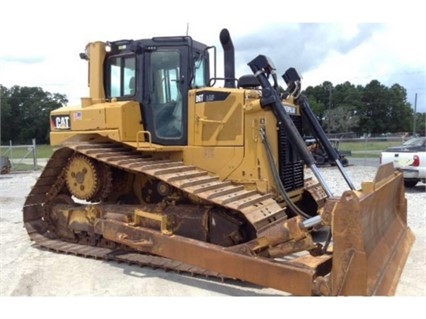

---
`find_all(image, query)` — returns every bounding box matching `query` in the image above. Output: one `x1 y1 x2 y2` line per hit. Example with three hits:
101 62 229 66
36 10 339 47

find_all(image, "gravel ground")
0 162 425 317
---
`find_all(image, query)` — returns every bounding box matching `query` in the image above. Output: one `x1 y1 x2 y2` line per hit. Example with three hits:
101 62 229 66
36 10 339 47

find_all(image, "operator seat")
238 74 260 89
156 91 182 138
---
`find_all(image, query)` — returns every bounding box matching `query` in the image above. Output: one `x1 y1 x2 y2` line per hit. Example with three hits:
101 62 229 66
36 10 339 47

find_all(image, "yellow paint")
50 100 142 145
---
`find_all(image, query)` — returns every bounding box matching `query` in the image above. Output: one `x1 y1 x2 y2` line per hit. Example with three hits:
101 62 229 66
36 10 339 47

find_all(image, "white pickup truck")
380 136 426 188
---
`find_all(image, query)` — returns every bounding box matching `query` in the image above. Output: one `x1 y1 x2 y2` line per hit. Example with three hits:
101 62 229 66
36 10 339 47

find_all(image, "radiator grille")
278 116 304 192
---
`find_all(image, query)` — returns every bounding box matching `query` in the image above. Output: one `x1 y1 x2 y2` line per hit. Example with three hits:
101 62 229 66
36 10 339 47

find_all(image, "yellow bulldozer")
23 28 414 296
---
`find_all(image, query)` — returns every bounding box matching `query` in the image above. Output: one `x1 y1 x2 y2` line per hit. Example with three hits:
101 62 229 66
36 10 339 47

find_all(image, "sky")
1 0 425 114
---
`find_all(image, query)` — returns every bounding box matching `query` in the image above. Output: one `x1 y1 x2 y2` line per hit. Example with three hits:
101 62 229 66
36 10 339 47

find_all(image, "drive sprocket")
65 154 112 201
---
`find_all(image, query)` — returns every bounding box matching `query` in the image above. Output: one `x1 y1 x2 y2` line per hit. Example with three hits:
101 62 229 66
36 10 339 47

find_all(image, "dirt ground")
0 164 425 318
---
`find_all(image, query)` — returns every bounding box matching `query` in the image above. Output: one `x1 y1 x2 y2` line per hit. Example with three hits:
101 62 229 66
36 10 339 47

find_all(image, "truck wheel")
404 179 418 188
313 154 325 165
340 157 349 167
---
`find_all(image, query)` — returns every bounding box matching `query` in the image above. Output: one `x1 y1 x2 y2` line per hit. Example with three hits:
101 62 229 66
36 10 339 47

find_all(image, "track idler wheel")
65 154 112 201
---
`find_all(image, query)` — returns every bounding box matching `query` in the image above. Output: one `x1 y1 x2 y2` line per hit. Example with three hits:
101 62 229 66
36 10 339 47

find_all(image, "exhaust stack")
219 29 235 88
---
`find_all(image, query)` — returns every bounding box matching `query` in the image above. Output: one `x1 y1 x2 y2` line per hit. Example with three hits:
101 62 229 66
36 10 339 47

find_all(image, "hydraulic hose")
248 55 333 198
261 127 325 230
259 127 311 220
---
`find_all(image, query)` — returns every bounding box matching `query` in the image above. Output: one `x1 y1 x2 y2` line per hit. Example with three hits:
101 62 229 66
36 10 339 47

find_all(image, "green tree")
0 85 68 144
303 80 418 136
331 82 362 134
305 81 363 134
304 81 333 114
304 81 334 131
386 84 412 133
324 105 360 133
357 80 413 135
413 112 426 136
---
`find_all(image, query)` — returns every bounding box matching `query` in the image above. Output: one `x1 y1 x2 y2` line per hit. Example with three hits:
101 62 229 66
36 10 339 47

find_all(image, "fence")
0 139 38 173
0 135 412 174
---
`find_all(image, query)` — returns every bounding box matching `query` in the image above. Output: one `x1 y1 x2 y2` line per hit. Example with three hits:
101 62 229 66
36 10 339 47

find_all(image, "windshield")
402 137 426 147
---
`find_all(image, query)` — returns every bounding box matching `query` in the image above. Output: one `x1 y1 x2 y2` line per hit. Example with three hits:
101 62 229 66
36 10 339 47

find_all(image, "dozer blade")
331 163 415 296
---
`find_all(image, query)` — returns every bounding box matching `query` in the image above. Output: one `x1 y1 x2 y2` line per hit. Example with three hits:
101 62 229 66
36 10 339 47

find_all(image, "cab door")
142 48 189 145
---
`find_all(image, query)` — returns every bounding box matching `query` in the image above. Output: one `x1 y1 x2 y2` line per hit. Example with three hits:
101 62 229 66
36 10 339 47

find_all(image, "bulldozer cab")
104 37 210 146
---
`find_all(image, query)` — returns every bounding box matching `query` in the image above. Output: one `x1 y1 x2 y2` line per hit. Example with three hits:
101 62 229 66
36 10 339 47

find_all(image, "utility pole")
413 93 417 136
328 85 332 135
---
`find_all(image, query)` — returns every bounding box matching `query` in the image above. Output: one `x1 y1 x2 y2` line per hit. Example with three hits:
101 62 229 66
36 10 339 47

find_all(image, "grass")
36 144 56 158
339 140 402 152
9 163 44 172
338 140 403 157
1 144 55 159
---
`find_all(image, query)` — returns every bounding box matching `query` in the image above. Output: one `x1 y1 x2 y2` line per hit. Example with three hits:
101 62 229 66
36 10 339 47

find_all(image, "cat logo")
51 115 70 130
283 104 296 114
195 94 204 103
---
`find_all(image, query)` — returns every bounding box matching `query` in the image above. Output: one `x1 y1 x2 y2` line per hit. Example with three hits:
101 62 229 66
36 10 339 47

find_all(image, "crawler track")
23 141 287 278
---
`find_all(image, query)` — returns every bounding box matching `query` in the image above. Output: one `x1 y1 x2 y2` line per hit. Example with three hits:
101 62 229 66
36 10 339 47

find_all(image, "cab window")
192 53 207 88
108 55 136 98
